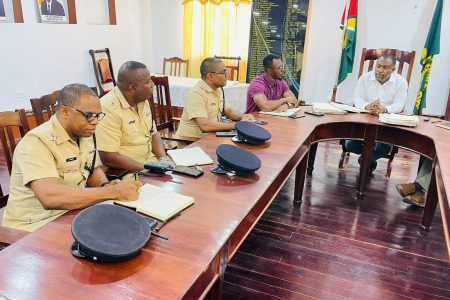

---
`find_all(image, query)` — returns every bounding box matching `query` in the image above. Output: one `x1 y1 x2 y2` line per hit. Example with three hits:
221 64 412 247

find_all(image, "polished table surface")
0 113 449 299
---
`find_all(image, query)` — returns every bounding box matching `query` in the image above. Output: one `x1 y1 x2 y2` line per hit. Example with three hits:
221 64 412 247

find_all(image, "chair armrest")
171 117 182 123
160 132 198 144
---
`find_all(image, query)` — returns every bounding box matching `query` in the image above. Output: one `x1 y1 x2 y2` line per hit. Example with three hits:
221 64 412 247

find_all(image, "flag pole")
332 0 350 102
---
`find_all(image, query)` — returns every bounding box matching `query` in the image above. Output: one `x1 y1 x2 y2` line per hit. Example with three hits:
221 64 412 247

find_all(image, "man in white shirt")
346 53 408 174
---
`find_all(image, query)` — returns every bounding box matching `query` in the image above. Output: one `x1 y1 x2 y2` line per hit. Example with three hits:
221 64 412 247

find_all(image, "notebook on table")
378 114 419 127
436 121 450 130
311 102 347 114
167 146 213 166
114 184 194 222
259 107 302 117
331 102 370 113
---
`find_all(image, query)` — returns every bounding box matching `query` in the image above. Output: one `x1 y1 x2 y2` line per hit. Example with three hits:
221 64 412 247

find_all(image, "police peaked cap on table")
216 144 261 176
71 205 152 262
234 121 271 145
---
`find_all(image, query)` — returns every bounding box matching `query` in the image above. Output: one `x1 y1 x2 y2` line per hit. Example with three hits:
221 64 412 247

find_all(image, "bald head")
117 61 148 88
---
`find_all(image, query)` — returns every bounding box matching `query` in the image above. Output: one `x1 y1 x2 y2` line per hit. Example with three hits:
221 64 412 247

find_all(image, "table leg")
356 126 376 200
294 154 308 209
420 163 438 235
307 143 318 176
209 245 229 300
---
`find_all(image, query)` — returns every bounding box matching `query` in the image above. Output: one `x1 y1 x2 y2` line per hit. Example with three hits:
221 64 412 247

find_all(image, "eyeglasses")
211 69 230 76
65 106 106 121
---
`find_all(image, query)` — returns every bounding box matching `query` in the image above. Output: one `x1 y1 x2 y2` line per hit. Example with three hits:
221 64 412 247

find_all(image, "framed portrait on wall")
37 0 68 23
0 0 7 22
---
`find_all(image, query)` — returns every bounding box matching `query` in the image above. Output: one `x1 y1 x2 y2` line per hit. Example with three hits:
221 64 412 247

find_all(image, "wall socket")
16 91 25 99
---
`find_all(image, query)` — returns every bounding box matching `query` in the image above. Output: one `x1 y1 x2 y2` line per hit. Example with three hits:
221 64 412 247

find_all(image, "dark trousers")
344 140 392 162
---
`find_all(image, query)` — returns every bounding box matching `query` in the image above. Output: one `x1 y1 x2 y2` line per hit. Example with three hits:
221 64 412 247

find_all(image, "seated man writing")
96 61 168 172
2 84 142 232
245 53 299 113
346 53 408 174
176 57 254 138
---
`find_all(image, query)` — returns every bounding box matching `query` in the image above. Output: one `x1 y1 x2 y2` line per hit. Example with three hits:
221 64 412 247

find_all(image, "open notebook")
115 184 194 222
436 121 450 130
331 102 370 113
311 102 346 114
259 107 302 117
167 146 213 166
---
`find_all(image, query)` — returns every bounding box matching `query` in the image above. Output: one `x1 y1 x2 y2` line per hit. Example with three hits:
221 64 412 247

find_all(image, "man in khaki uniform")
96 61 167 172
2 84 142 232
176 57 254 138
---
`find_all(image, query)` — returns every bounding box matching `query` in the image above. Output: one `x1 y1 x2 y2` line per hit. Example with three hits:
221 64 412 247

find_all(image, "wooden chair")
214 55 241 81
339 48 416 177
149 76 197 145
31 87 98 126
0 183 29 250
0 109 30 174
162 57 189 77
89 48 116 96
30 91 60 125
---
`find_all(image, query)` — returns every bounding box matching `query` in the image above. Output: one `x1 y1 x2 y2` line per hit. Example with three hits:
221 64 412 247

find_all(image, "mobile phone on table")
289 114 305 119
172 166 204 178
304 110 325 116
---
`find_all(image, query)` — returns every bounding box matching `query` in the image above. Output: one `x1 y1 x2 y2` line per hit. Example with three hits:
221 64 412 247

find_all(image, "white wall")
0 0 148 111
1 0 448 115
150 0 184 74
300 0 450 115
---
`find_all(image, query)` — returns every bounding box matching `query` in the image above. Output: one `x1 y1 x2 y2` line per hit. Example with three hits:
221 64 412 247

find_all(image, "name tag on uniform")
66 157 77 162
210 103 217 106
129 120 136 124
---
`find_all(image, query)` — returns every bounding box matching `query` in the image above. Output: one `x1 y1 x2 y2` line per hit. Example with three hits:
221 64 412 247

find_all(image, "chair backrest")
30 91 60 125
149 76 175 132
214 55 241 81
358 48 415 85
0 109 30 174
89 48 116 96
162 57 189 77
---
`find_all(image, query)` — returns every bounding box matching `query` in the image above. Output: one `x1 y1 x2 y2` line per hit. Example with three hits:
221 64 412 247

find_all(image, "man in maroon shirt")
245 54 299 113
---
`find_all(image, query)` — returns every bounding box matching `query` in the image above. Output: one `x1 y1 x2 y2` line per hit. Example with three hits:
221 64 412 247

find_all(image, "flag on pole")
337 0 358 85
414 0 443 115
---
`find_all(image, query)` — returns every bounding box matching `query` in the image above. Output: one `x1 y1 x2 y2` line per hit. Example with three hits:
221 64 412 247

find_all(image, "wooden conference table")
0 113 449 299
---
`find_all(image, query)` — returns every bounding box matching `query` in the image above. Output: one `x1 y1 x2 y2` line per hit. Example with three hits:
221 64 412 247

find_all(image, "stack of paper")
378 114 419 127
311 102 346 114
167 146 213 166
259 107 302 117
331 102 369 113
115 184 194 222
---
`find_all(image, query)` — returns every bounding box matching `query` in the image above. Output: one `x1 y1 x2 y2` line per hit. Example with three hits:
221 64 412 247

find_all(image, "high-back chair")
162 57 189 77
30 91 60 125
149 76 197 146
214 55 241 81
0 109 30 174
89 48 116 96
339 48 415 177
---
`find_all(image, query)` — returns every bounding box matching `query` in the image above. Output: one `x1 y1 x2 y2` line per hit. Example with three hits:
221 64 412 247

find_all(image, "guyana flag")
414 0 443 114
337 0 358 85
